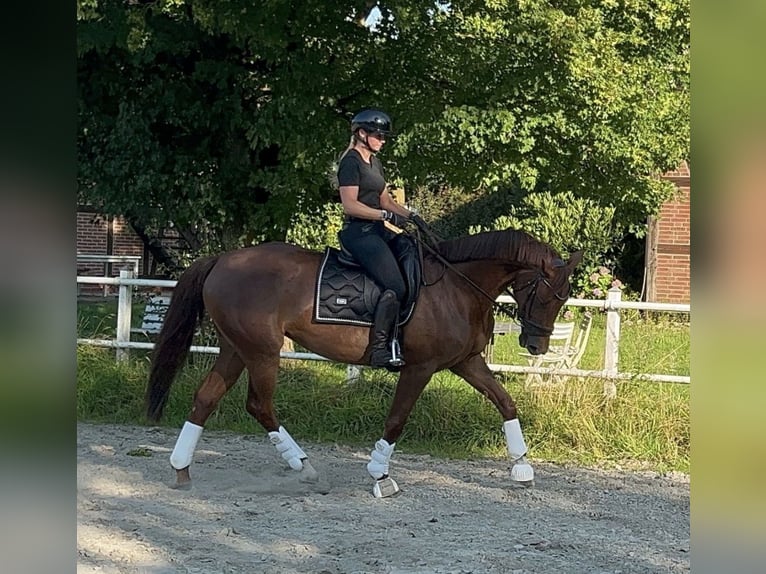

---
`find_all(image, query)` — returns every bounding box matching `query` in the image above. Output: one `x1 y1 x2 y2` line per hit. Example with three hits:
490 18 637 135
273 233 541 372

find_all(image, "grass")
76 297 150 338
489 309 690 377
76 300 690 473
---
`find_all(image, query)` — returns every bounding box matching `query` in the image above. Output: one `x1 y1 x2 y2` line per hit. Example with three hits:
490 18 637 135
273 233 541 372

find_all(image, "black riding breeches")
338 221 406 302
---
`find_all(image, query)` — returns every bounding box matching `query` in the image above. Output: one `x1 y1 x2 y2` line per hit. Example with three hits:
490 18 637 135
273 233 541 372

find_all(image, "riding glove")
410 213 429 231
382 210 409 229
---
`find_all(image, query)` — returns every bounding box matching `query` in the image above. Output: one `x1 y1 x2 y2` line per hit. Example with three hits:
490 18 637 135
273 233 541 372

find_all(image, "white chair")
564 312 593 372
521 313 593 387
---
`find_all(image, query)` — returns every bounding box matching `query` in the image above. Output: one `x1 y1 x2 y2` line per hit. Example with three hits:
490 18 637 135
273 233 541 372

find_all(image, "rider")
336 109 414 368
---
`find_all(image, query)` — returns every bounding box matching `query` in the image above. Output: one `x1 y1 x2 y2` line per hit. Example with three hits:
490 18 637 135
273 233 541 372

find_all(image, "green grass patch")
77 297 152 338
490 310 690 377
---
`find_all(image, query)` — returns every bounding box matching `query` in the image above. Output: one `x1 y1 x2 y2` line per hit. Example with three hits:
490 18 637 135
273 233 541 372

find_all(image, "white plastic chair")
520 313 593 387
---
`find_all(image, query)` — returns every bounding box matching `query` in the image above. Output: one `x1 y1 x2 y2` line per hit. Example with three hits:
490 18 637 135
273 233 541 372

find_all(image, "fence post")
603 287 621 399
116 270 133 362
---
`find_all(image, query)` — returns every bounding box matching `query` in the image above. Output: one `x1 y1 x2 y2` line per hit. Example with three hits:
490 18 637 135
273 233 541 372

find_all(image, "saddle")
313 234 422 327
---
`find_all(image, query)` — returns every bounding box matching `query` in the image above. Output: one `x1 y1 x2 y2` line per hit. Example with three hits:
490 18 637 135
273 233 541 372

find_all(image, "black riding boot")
369 290 405 368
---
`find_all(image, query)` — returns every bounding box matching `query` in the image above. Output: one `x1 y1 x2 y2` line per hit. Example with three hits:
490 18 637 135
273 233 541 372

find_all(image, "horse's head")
512 251 583 355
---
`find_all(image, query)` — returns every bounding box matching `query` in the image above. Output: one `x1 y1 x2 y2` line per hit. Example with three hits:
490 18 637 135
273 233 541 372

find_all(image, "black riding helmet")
351 109 393 137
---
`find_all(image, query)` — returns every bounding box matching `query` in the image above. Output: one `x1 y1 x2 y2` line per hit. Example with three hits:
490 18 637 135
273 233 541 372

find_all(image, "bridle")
510 273 570 337
411 228 570 337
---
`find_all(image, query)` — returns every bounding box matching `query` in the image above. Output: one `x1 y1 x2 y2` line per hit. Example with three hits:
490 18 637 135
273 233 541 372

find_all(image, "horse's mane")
436 229 560 268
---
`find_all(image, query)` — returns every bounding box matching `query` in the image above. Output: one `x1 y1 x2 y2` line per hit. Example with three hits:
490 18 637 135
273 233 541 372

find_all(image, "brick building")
77 209 146 276
645 162 691 303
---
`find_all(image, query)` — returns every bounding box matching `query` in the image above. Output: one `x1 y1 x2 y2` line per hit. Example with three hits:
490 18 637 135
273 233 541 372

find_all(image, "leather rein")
410 225 567 338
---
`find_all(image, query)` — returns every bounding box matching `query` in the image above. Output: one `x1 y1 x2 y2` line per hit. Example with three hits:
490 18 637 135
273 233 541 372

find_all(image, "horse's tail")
146 255 219 422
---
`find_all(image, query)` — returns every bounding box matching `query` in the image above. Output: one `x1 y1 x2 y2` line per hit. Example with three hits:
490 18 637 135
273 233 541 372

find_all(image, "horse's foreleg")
367 366 434 498
450 354 535 484
169 344 245 488
244 355 318 483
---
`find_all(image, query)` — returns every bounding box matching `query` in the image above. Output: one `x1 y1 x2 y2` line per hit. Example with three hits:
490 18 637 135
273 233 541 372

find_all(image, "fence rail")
77 272 690 390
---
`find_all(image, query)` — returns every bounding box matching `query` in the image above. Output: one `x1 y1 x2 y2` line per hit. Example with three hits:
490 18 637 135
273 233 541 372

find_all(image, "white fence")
77 271 690 391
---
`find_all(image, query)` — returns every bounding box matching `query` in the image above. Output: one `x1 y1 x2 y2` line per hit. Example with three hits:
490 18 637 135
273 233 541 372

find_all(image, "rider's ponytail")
328 136 356 191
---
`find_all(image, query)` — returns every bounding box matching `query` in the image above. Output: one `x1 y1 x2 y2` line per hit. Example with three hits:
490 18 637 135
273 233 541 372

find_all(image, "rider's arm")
339 186 387 221
380 190 412 219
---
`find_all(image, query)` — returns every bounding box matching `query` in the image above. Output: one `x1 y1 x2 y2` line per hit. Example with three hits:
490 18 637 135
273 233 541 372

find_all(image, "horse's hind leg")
367 365 434 498
168 340 244 488
243 353 319 482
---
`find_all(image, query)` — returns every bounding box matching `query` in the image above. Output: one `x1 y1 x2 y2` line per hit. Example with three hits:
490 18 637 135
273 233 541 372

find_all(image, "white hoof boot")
268 426 307 471
503 419 534 484
367 438 396 480
510 455 535 483
372 476 400 498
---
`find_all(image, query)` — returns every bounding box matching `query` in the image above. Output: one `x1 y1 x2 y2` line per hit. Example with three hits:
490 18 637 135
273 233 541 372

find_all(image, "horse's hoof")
372 476 400 498
510 461 535 483
171 466 192 490
299 460 319 483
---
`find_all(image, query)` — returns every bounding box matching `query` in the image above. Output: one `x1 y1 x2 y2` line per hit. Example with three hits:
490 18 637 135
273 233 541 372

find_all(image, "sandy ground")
77 422 689 574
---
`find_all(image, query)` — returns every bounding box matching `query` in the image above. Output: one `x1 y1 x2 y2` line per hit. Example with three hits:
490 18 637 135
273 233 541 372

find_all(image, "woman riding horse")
336 109 422 368
145 113 582 497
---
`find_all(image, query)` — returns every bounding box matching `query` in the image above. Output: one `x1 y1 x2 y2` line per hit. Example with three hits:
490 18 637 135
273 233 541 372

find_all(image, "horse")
146 228 582 497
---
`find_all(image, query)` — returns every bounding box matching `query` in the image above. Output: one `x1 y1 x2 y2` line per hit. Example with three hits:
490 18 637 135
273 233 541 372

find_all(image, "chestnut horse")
146 228 582 497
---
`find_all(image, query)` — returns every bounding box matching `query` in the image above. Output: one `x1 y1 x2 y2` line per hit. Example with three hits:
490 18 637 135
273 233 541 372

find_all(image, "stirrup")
388 339 405 367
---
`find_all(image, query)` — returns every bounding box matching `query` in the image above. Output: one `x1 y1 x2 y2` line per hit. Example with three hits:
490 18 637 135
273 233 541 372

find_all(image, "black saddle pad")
313 248 416 327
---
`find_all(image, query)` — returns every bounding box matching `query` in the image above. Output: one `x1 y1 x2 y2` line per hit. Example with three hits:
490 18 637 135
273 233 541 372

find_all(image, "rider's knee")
381 287 405 303
380 289 398 301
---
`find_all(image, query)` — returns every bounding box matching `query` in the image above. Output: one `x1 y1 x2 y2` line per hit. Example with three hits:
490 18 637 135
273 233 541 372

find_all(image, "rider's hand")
383 210 409 229
410 213 429 231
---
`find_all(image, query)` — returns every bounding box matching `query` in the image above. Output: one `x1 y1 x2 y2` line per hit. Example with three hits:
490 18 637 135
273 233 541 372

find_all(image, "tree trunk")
127 217 182 274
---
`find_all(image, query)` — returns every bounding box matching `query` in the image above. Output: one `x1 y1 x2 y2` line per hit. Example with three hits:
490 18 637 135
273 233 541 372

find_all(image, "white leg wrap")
170 421 203 470
268 426 307 471
503 419 528 460
503 419 534 482
367 438 396 480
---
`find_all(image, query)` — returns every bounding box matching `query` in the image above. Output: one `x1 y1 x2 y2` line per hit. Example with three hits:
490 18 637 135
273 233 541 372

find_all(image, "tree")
78 0 689 262
380 0 689 234
78 0 385 258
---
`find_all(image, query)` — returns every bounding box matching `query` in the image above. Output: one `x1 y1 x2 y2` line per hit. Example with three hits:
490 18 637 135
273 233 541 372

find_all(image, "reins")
408 223 566 338
414 232 506 307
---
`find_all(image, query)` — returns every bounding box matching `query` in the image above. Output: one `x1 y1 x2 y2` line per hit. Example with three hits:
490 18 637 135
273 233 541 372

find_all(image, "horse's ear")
542 258 559 278
566 250 584 271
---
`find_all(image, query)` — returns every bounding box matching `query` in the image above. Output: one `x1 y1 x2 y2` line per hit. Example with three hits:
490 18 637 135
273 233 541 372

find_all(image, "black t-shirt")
337 149 386 209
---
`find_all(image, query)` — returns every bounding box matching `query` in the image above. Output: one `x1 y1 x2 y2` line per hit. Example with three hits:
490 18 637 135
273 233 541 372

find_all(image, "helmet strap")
354 131 375 153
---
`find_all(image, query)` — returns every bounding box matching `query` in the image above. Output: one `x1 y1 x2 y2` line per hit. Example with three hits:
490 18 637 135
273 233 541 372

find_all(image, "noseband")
510 274 569 338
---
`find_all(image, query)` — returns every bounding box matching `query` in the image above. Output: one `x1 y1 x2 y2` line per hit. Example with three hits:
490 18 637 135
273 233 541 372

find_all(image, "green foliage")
388 0 689 234
286 202 344 251
577 265 626 300
78 0 689 254
407 185 521 239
